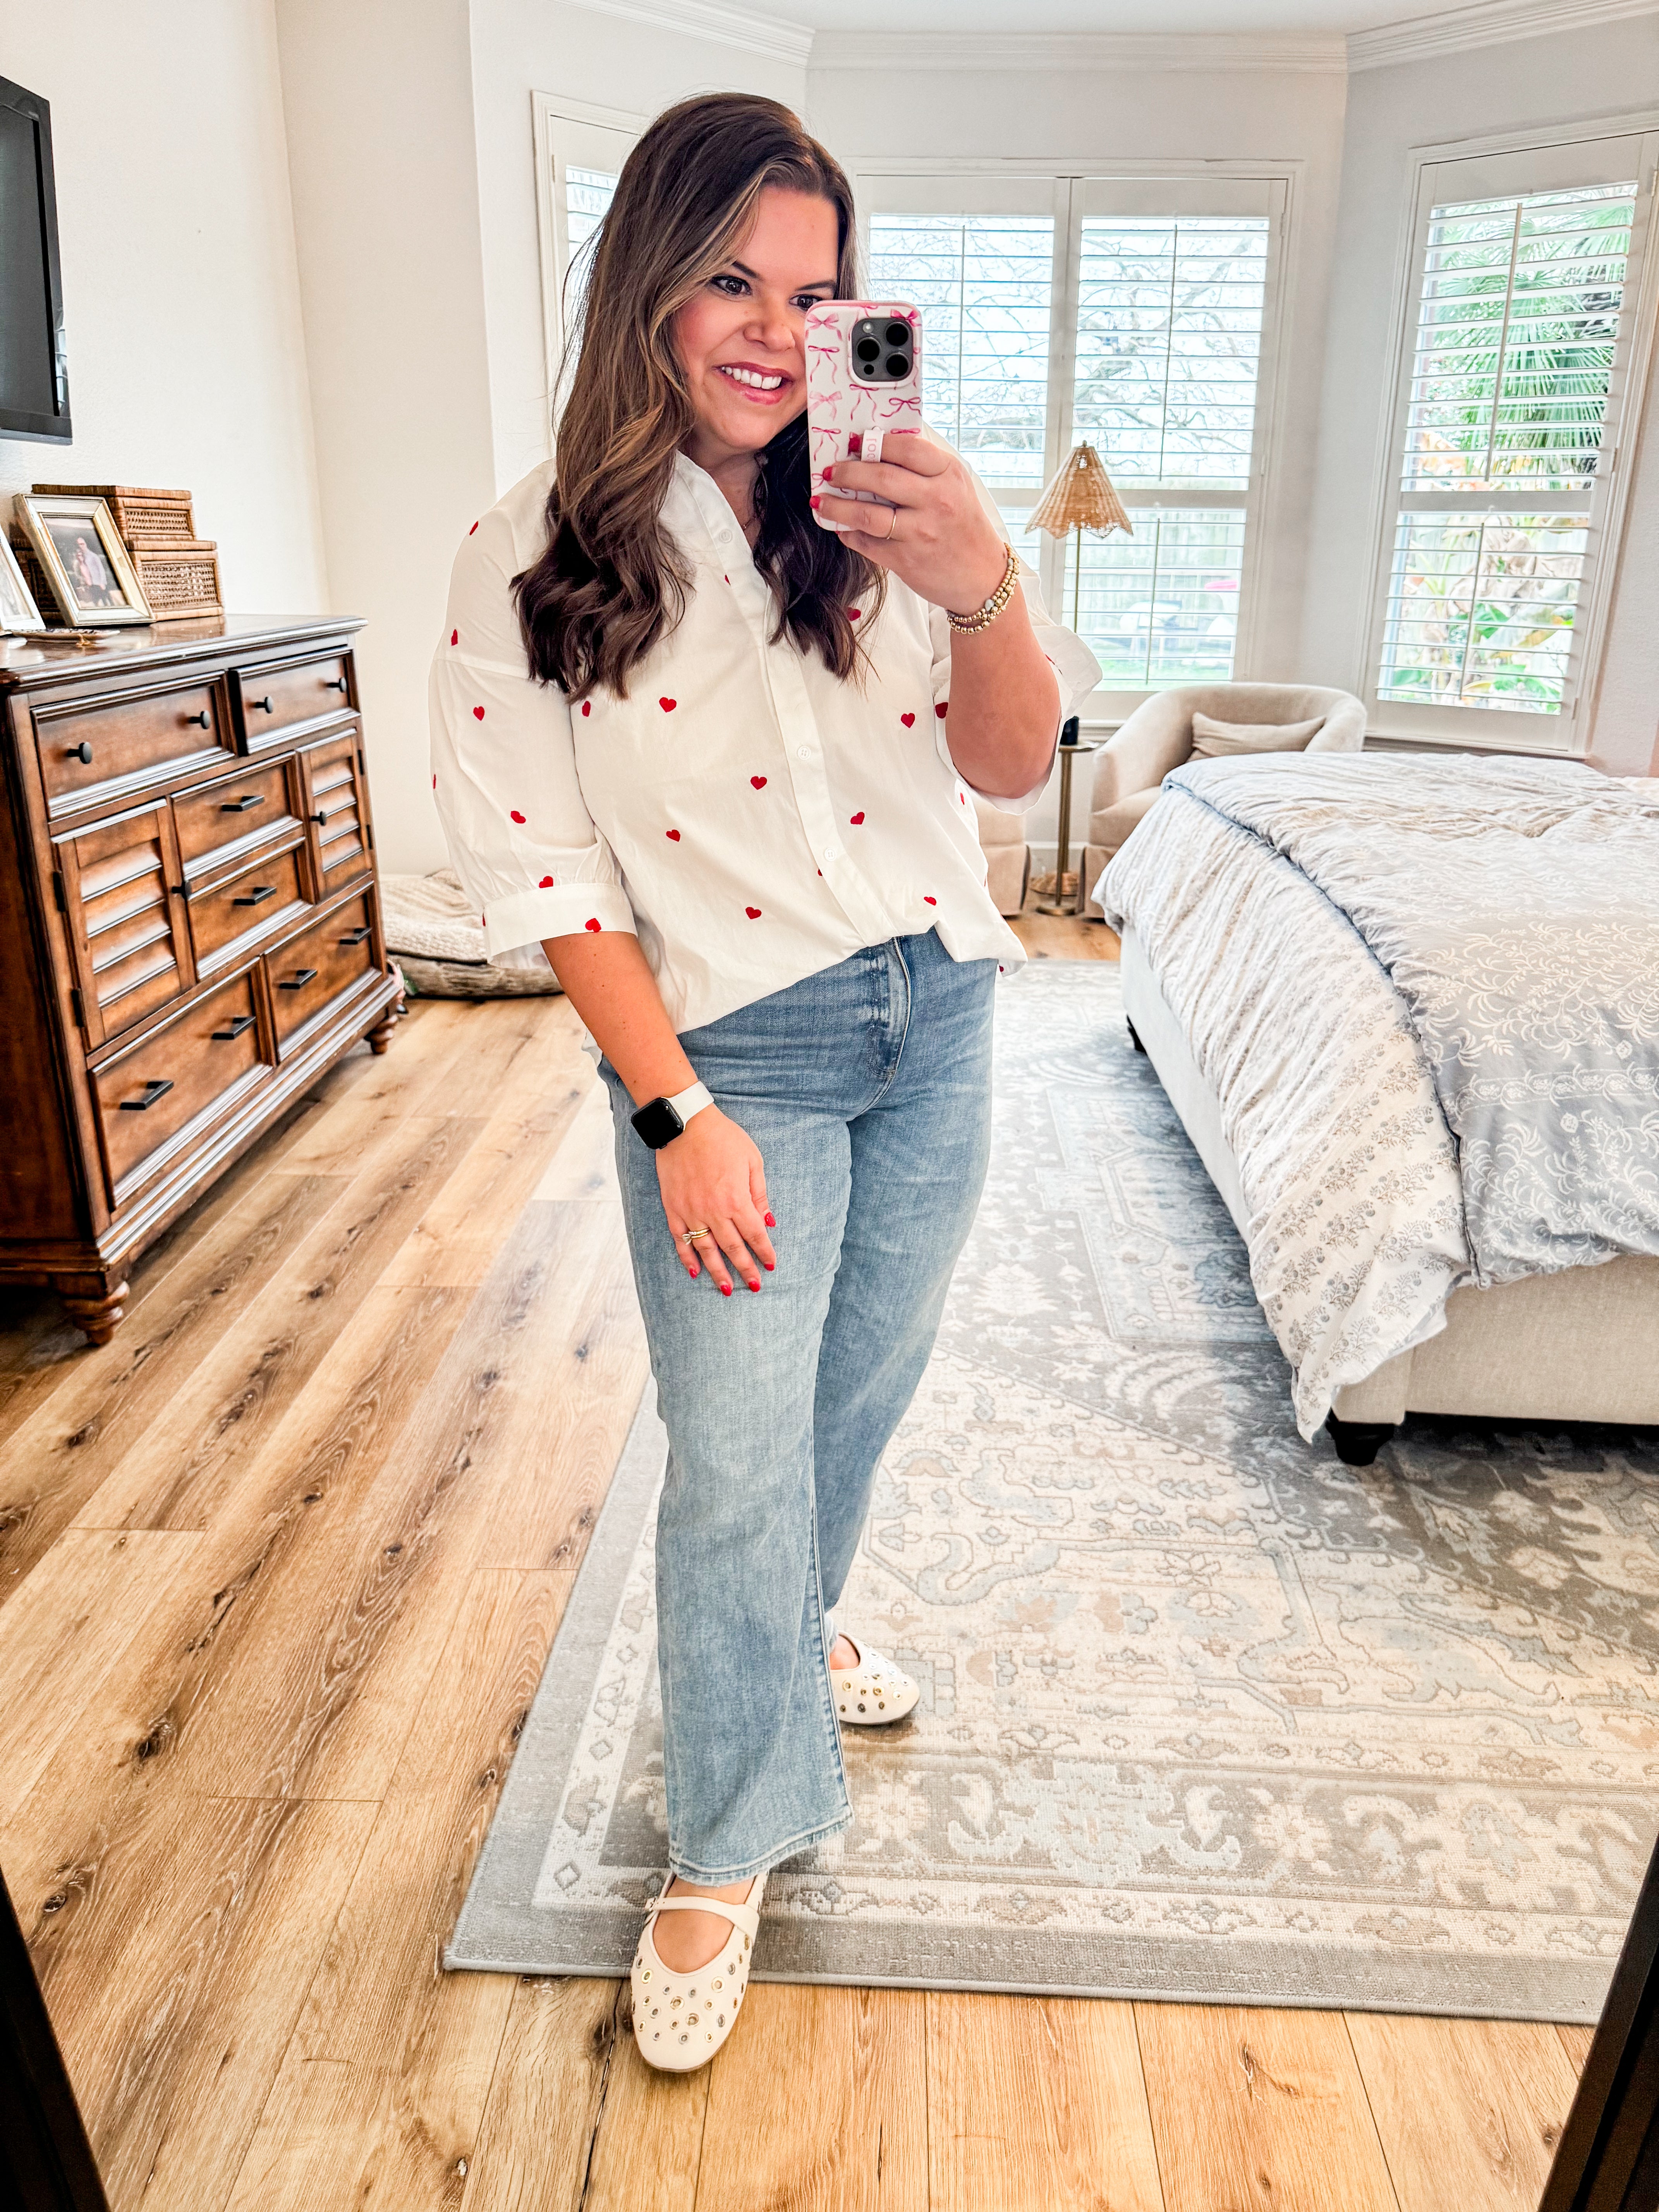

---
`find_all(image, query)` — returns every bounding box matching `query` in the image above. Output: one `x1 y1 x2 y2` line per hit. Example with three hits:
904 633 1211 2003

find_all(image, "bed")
1096 752 1659 1465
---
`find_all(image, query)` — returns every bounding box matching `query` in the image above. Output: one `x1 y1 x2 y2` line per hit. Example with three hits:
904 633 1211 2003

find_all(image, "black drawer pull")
120 1078 174 1112
212 1013 256 1041
233 884 278 907
248 694 275 714
169 881 190 899
309 809 328 826
278 967 319 990
221 793 265 812
185 709 211 729
66 740 94 764
338 925 372 945
323 675 347 692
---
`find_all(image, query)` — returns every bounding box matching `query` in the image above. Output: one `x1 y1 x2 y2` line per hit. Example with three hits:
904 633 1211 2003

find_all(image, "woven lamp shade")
1029 442 1132 539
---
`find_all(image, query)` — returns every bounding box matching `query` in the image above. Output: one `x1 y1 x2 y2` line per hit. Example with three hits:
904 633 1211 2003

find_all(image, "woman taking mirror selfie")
431 92 1097 2073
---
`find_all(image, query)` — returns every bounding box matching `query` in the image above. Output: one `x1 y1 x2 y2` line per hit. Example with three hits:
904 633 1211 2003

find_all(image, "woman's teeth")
718 366 785 390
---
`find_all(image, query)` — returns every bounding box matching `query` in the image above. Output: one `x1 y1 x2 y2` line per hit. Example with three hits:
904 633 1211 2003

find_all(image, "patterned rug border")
448 1392 1613 2021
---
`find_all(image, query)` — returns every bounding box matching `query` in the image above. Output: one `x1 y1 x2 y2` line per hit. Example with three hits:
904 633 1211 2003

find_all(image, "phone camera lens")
855 338 880 362
885 322 910 347
884 354 908 378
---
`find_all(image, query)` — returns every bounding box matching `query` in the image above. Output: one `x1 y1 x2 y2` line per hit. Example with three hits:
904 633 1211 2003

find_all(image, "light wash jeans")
601 929 996 1884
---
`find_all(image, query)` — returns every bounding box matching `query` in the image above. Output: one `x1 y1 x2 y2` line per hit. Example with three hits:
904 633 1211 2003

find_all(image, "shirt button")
797 745 814 760
823 845 838 861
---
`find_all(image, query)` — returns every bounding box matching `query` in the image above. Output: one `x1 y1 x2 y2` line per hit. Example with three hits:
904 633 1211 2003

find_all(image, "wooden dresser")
0 617 401 1343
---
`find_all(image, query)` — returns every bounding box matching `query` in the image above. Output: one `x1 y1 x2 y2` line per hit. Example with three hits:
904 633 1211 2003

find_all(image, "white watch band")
668 1079 713 1129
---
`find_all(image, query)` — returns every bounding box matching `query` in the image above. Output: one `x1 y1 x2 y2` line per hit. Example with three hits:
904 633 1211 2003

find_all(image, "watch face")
630 1097 684 1151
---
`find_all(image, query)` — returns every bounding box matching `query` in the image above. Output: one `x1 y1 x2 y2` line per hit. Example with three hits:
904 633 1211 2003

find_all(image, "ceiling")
722 0 1469 29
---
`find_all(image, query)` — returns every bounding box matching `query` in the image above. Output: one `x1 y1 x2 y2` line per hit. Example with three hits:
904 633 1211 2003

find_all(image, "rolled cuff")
483 880 637 957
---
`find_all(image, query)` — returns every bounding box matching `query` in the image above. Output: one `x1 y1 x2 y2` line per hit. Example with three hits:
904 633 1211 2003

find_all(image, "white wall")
808 48 1350 855
0 0 327 616
469 0 809 499
1300 15 1659 777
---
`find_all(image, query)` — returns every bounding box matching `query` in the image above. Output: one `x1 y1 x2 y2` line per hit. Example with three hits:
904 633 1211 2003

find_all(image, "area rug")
449 963 1659 2020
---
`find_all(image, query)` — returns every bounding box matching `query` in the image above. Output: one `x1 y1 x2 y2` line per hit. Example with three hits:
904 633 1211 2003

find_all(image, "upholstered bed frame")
1120 925 1659 1465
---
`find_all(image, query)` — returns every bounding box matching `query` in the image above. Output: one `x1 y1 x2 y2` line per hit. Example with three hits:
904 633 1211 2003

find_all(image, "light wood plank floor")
0 912 1591 2212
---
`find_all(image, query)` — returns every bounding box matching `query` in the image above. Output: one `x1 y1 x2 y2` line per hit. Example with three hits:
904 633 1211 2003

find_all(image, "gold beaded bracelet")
945 542 1020 634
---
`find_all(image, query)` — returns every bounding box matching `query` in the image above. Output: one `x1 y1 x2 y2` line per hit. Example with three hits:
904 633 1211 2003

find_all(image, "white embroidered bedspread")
1098 786 1472 1437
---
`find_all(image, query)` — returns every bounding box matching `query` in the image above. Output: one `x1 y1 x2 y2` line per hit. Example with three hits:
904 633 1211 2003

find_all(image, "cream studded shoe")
831 1635 920 1725
630 1875 764 2073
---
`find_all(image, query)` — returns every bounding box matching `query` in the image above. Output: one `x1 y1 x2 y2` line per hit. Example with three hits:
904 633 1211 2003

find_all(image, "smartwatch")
630 1079 714 1151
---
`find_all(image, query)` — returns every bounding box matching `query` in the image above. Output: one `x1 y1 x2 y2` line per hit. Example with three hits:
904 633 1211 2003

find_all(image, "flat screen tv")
1 76 71 444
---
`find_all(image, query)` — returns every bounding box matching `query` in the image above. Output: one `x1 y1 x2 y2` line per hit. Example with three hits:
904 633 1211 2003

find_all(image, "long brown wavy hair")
514 94 886 699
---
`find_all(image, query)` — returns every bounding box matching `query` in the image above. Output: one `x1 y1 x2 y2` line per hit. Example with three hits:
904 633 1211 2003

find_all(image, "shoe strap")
649 1893 762 1940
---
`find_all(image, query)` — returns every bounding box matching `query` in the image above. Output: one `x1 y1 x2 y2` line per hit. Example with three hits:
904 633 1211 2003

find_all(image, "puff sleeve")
428 505 636 959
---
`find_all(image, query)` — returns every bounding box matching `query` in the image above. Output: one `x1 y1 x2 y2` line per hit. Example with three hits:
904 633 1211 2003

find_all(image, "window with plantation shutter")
1369 134 1658 747
533 95 642 397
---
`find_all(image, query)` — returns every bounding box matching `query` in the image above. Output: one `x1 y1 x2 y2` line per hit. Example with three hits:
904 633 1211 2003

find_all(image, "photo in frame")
14 493 151 627
0 531 48 634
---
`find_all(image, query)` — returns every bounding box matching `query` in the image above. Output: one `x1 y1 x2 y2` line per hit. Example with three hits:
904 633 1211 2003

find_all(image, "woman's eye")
712 273 748 297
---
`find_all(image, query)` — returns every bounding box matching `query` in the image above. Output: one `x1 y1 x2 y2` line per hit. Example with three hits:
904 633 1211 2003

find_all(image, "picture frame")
0 530 48 635
14 493 150 627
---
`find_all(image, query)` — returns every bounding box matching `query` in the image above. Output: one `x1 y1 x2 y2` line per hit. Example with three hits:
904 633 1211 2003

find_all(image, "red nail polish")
810 496 821 510
749 1279 761 1292
720 1282 732 1297
764 1212 776 1228
763 1261 774 1271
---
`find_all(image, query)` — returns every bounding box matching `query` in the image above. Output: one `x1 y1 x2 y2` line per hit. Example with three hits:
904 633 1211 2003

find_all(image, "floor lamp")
1027 443 1131 908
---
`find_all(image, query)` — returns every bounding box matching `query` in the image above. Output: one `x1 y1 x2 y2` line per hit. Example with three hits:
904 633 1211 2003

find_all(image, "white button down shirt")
429 452 1100 1034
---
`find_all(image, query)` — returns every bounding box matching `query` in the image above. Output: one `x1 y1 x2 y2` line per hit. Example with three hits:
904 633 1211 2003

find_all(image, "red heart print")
581 700 591 717
923 896 937 906
468 521 478 535
539 874 554 887
900 713 915 728
584 917 601 932
849 811 865 826
450 629 458 646
848 606 861 620
659 697 677 712
936 701 948 718
665 828 681 841
750 776 767 790
431 773 437 789
745 906 762 919
510 809 526 823
473 706 485 720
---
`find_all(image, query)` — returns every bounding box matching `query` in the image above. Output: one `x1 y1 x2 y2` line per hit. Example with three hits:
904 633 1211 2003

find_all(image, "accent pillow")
1189 711 1326 759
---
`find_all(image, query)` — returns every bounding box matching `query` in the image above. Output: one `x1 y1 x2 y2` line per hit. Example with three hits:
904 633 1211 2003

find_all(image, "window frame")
531 90 644 433
1360 116 1659 756
851 158 1299 724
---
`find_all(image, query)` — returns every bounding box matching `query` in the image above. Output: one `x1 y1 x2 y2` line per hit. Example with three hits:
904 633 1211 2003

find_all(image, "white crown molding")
1349 0 1659 71
568 0 813 69
808 30 1346 73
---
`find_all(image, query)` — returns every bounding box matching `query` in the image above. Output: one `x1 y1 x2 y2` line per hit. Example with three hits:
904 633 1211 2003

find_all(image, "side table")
1034 739 1100 917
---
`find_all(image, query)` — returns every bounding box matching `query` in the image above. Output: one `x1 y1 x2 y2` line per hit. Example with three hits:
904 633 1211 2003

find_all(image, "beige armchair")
973 794 1031 917
1080 683 1366 919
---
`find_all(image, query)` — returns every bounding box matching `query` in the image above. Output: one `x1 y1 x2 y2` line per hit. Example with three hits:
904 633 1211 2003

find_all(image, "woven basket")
33 484 196 547
133 543 223 622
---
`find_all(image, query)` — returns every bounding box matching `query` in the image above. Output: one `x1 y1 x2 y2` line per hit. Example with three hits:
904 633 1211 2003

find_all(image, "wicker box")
32 484 197 547
8 531 65 625
132 542 223 623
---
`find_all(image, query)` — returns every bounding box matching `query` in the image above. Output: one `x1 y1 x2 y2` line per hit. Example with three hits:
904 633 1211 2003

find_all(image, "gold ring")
880 506 898 542
682 1226 712 1241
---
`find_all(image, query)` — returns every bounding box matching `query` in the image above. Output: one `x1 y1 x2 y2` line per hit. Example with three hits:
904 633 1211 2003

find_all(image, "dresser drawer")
36 677 235 815
299 728 372 895
268 890 380 1051
173 759 298 871
93 970 268 1199
237 651 352 748
187 840 311 975
57 805 194 1048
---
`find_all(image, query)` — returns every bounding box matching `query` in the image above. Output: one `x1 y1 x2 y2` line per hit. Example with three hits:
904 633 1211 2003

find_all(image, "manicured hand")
812 431 1007 615
657 1106 776 1296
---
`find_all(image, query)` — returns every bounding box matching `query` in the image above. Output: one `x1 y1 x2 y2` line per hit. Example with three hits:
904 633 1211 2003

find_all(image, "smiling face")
672 185 839 473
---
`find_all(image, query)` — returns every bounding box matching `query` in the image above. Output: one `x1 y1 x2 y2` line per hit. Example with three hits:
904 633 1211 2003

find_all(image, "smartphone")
804 301 923 529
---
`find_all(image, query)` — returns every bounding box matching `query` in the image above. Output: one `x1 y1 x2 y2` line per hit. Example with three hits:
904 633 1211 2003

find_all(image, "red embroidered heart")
450 629 458 645
900 713 915 728
510 810 526 823
659 697 677 712
849 811 865 826
923 896 937 906
431 773 437 789
468 521 478 535
539 874 554 887
936 701 948 718
750 776 767 790
584 917 601 932
581 700 591 717
848 606 861 620
665 828 681 841
473 706 485 720
745 906 762 919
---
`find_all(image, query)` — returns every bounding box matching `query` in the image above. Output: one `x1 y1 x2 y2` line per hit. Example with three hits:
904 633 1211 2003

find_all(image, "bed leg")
1127 1018 1147 1055
1324 1412 1397 1467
